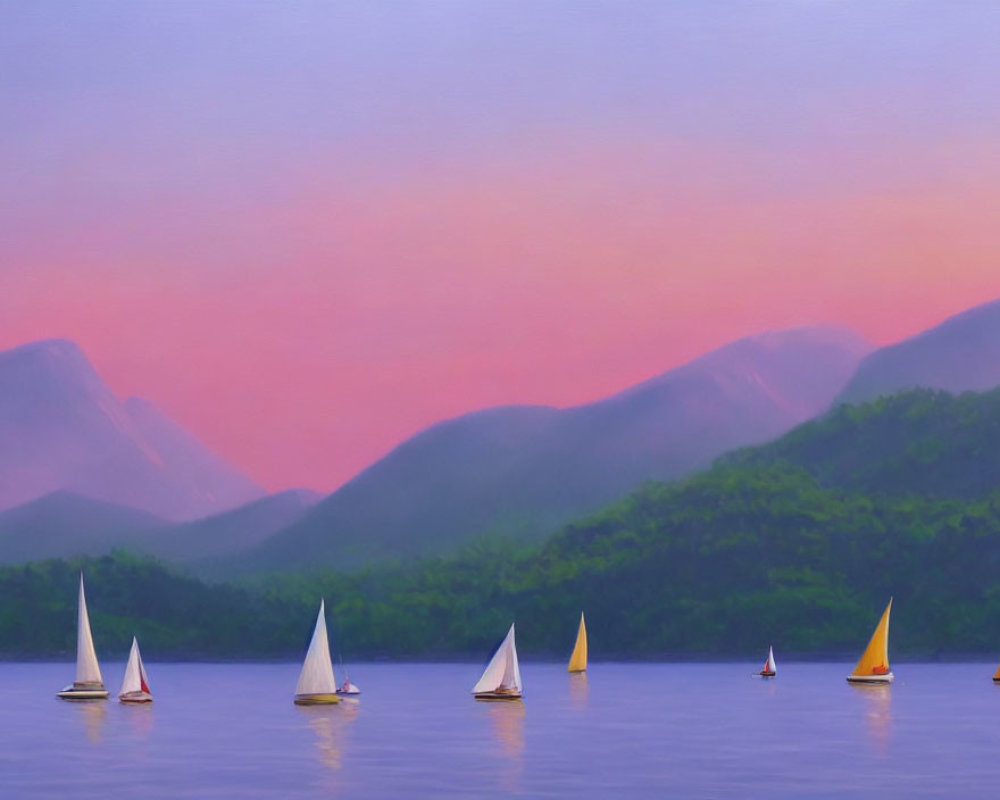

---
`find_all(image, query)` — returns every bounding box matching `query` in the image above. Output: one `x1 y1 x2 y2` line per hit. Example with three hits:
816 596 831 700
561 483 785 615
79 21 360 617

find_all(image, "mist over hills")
0 488 320 566
231 325 872 573
837 297 1000 405
0 339 263 520
0 492 165 564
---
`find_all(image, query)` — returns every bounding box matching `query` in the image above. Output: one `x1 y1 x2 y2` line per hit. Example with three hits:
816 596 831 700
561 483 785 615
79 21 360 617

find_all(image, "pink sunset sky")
4 2 1000 492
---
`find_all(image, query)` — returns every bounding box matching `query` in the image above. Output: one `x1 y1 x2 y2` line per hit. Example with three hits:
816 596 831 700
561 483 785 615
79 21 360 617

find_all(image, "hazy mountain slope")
232 325 872 574
142 489 321 562
725 386 1000 500
837 297 1000 405
0 339 263 519
0 491 164 563
0 488 320 566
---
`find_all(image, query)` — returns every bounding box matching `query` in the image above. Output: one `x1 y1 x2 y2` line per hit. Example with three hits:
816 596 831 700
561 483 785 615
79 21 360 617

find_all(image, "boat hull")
119 691 153 704
846 672 894 684
294 693 341 705
336 690 361 696
568 669 586 675
58 684 109 700
759 671 776 677
474 691 522 701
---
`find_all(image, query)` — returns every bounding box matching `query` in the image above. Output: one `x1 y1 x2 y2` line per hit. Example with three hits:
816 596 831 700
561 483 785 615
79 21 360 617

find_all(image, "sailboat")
294 600 340 705
335 655 361 695
337 674 361 696
847 598 894 684
759 645 776 677
118 636 153 703
567 612 587 673
57 574 109 700
473 623 522 700
992 663 1000 683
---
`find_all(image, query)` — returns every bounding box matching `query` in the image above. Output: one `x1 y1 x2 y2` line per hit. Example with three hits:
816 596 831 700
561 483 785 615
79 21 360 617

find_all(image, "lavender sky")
4 1 1000 492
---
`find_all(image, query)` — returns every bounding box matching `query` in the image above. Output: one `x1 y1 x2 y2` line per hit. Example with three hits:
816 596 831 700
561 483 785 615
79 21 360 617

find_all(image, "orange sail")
847 598 893 683
993 663 1000 682
567 612 588 673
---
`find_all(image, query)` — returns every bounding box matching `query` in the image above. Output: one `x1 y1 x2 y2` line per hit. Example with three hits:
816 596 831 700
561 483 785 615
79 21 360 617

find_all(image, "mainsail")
850 598 892 678
75 574 104 687
296 600 338 697
119 637 151 697
473 623 522 695
762 646 776 675
567 612 588 673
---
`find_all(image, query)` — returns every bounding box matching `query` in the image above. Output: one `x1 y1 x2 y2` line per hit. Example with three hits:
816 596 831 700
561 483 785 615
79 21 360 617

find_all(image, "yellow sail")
850 598 892 677
567 612 588 673
993 662 1000 681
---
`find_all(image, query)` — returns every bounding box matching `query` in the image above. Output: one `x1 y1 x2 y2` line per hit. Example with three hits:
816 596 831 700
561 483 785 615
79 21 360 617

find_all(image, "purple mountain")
234 325 872 572
0 339 264 520
836 298 1000 405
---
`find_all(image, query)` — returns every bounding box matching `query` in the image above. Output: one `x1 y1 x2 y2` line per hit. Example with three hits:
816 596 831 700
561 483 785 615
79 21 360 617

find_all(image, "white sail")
119 637 150 696
472 623 522 695
765 646 776 673
296 600 338 696
75 574 104 687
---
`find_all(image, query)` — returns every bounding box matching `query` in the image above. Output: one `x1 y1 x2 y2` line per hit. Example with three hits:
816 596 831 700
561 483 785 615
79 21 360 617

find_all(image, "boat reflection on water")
569 671 589 708
486 699 524 793
73 699 107 744
122 700 154 738
299 700 360 772
850 682 892 751
488 700 524 758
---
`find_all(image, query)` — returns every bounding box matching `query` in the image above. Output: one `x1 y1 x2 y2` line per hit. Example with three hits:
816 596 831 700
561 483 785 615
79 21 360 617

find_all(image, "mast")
75 574 104 687
296 600 338 696
119 637 147 696
473 623 521 694
850 598 892 678
567 612 588 673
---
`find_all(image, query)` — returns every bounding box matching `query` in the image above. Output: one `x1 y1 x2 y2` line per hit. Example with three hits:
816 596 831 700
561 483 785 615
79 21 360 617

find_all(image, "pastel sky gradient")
4 1 1000 491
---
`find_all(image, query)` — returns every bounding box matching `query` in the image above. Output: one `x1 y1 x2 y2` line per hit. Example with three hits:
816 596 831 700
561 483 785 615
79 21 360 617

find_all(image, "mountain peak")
0 338 263 520
837 296 1000 405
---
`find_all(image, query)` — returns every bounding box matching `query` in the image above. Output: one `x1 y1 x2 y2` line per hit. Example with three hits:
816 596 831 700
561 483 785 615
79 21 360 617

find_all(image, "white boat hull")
846 672 894 684
58 683 109 700
119 691 153 704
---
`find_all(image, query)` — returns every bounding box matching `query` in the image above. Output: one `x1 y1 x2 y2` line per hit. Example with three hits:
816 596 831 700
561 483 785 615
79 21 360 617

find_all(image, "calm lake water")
2 661 999 798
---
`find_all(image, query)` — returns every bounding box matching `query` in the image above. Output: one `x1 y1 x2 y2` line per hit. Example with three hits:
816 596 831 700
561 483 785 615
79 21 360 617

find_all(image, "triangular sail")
473 623 521 694
994 662 1000 681
75 574 104 686
119 637 150 696
296 600 337 696
850 598 892 677
763 646 776 674
567 612 588 672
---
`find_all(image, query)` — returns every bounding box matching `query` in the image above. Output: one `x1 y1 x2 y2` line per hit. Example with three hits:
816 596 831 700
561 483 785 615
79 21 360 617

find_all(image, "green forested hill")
5 467 1000 659
724 388 1000 499
5 389 1000 660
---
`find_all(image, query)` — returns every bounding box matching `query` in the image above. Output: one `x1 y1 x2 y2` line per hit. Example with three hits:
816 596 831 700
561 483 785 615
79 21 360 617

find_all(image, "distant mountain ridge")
228 325 873 574
0 488 321 566
837 297 1000 405
0 339 264 520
